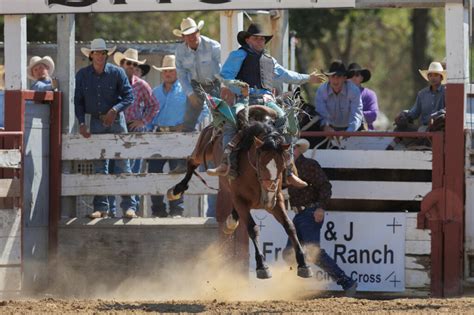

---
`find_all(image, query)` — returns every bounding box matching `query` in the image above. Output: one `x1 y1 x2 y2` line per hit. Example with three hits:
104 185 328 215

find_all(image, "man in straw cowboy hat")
400 61 446 127
282 138 358 295
315 60 363 133
347 62 379 130
208 23 322 188
74 38 138 219
174 17 222 132
27 55 56 91
146 55 190 217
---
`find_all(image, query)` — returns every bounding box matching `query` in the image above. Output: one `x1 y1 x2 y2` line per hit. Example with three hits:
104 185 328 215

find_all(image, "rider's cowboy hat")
27 56 55 80
237 23 273 46
347 63 371 83
113 48 146 66
323 60 347 76
295 138 310 154
80 38 116 57
152 55 176 72
419 61 447 84
173 17 204 37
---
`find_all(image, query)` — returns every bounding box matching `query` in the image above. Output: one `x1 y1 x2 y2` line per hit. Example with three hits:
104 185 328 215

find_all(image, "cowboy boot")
286 170 308 189
207 131 243 177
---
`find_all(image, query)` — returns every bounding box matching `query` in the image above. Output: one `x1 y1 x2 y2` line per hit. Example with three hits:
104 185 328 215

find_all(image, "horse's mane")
239 121 286 152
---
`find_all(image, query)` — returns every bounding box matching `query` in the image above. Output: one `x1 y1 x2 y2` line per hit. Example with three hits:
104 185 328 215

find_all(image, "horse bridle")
247 147 280 193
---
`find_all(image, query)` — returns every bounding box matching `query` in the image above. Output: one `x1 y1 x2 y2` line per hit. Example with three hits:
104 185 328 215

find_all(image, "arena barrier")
57 129 443 295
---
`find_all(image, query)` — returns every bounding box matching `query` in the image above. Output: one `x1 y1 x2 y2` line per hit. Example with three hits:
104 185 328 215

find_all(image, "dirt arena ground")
2 296 474 314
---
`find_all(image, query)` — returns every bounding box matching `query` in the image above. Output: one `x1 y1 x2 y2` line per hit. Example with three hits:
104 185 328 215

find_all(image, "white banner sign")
0 0 355 14
249 210 406 292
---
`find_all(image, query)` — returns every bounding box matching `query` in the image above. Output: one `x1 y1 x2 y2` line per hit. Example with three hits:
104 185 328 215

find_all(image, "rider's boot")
207 131 242 178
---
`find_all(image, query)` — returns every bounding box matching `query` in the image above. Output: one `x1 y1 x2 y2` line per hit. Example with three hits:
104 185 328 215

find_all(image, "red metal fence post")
49 91 62 259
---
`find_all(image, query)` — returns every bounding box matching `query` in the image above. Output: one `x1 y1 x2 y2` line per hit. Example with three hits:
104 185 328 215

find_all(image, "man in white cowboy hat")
174 17 222 132
208 23 322 188
146 55 189 217
28 55 56 91
113 48 160 214
282 137 357 295
403 61 446 127
74 38 138 219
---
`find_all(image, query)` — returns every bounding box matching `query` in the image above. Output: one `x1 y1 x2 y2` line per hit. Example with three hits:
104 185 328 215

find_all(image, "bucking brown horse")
168 108 313 279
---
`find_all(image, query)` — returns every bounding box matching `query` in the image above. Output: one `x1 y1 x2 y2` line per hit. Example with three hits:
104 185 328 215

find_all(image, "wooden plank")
0 266 21 291
406 240 430 255
0 237 20 265
62 133 200 160
356 0 446 8
405 269 430 288
62 173 431 201
309 150 432 170
406 256 430 270
0 209 21 238
331 181 431 201
0 179 20 198
61 173 219 196
0 150 21 169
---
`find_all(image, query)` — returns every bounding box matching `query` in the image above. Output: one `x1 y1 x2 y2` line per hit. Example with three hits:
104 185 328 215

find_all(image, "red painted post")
443 83 465 297
48 91 62 259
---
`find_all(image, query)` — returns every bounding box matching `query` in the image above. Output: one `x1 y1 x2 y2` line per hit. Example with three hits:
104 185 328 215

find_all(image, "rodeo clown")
207 23 324 187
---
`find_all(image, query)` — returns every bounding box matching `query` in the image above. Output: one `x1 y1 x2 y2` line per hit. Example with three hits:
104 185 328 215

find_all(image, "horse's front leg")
270 195 313 278
234 199 271 279
247 214 272 279
222 208 240 235
167 158 198 201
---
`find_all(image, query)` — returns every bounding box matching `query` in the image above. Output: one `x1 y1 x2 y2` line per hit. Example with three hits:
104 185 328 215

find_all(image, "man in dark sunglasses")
74 38 138 219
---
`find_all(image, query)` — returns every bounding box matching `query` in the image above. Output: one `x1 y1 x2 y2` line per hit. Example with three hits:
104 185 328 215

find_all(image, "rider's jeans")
90 114 137 213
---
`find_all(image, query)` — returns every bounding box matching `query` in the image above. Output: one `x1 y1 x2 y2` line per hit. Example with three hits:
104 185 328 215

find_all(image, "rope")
193 169 220 191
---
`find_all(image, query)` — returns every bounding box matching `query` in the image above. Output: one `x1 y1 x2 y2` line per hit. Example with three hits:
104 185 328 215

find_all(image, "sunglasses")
125 60 138 67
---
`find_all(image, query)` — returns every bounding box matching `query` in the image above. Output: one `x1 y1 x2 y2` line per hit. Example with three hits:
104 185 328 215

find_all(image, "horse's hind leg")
247 213 271 279
167 158 199 200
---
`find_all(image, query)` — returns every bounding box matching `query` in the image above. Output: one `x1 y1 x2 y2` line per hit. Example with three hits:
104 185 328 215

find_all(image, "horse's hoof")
223 215 239 234
256 267 272 279
167 187 182 201
297 266 313 278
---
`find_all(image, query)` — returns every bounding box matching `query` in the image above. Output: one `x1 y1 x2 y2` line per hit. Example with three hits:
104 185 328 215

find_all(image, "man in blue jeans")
74 38 138 219
283 139 357 295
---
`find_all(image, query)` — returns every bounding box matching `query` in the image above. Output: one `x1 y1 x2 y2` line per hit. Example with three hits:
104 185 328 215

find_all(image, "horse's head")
241 122 289 210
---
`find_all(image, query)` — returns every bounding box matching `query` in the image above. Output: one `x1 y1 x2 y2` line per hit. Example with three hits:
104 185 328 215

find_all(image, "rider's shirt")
175 35 221 97
220 45 310 96
315 80 363 132
407 84 445 126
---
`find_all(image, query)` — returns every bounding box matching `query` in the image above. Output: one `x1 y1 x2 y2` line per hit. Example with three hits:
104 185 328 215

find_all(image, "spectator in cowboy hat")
27 55 56 91
315 60 363 132
174 17 222 132
74 38 138 219
112 48 160 215
283 137 358 295
347 63 379 130
395 61 446 128
147 55 189 217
